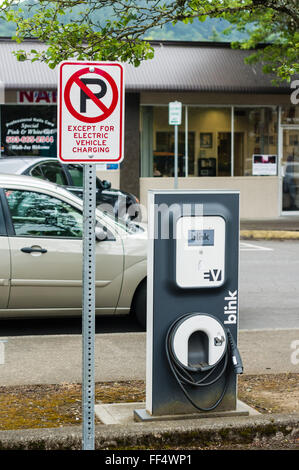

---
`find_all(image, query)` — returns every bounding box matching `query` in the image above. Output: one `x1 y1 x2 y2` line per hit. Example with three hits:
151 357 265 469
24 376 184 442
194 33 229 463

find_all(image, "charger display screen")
188 229 214 246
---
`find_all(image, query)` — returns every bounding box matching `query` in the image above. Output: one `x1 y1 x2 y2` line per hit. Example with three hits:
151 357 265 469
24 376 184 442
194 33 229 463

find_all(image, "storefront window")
281 105 299 126
141 106 232 177
141 106 194 177
154 130 195 177
188 107 231 176
1 105 57 157
234 107 278 176
153 106 191 178
141 105 279 178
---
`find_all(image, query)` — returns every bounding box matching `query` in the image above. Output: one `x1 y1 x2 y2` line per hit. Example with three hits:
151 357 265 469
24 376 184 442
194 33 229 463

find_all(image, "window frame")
0 190 8 236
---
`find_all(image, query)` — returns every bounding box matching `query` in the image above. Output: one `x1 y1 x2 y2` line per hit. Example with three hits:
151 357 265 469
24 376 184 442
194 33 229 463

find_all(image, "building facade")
0 39 298 219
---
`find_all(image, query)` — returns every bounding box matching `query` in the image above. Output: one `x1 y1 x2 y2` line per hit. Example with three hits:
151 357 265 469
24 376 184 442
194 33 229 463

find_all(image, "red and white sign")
58 61 124 163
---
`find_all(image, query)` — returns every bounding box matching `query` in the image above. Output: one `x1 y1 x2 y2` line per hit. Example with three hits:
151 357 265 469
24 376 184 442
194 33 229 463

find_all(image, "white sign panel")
176 216 225 288
58 61 124 163
169 101 182 125
252 154 277 176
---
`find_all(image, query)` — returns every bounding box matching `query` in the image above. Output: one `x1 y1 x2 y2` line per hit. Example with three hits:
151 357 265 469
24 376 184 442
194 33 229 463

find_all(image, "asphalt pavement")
239 240 299 329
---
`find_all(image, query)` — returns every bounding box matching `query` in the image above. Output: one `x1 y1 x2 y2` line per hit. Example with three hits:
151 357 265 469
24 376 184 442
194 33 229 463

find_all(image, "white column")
185 106 188 177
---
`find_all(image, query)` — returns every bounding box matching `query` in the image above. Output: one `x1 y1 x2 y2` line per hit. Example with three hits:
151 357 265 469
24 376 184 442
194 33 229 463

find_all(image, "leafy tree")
1 0 298 81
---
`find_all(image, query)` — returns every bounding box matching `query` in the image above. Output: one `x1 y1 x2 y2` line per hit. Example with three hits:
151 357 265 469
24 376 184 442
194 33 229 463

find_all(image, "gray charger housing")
145 190 240 416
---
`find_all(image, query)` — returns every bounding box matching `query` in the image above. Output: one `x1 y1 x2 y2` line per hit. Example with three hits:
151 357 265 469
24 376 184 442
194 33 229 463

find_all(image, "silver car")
0 174 147 327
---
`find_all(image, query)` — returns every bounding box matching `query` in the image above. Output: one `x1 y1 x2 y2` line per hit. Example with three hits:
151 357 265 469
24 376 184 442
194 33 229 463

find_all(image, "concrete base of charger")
95 400 259 425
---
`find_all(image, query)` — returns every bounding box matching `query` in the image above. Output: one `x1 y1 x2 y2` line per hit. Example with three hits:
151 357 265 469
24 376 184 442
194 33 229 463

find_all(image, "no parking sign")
58 61 124 163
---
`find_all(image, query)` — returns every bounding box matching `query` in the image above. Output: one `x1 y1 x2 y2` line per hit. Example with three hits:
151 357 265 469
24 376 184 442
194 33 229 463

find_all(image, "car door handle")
21 247 48 254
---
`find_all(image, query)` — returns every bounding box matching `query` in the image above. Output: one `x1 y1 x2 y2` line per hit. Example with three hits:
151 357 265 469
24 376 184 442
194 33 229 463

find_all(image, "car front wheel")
131 279 147 330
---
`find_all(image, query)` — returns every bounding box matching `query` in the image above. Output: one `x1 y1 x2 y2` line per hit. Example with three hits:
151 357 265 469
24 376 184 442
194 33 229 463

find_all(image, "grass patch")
0 374 298 430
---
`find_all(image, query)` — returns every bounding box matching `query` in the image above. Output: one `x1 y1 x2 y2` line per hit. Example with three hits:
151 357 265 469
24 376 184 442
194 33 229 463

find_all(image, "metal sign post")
57 61 124 451
169 101 182 189
82 164 96 450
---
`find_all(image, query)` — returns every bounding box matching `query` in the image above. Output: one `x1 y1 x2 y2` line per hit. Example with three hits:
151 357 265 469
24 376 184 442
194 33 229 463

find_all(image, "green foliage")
0 1 298 82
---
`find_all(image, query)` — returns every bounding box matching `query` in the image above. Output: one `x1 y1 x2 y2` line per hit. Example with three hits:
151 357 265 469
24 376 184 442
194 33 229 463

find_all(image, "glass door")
282 128 299 213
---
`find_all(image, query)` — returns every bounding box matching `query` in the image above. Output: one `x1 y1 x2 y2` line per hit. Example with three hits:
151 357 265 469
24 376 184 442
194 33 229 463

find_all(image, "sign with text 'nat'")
58 61 124 163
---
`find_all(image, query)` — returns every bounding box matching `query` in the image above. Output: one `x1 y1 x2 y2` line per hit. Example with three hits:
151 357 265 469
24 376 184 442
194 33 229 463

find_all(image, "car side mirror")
102 180 111 190
95 225 108 242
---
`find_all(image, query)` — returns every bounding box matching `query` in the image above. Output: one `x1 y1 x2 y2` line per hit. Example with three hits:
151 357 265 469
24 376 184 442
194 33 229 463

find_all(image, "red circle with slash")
64 67 118 123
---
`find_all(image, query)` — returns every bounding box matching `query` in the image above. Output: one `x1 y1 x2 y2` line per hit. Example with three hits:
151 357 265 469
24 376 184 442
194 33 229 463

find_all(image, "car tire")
131 279 147 330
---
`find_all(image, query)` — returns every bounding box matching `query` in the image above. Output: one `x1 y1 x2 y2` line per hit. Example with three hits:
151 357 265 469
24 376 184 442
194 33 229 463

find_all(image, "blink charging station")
135 190 245 421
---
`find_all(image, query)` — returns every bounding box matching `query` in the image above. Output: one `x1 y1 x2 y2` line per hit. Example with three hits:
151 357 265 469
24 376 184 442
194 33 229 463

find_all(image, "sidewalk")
0 329 298 385
240 216 299 239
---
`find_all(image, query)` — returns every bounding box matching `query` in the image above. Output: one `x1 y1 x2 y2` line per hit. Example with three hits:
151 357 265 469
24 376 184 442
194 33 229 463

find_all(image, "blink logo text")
224 290 238 324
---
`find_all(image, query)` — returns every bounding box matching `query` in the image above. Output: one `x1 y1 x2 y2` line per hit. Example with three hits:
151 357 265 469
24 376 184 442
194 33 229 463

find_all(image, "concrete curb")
240 230 299 240
0 413 298 450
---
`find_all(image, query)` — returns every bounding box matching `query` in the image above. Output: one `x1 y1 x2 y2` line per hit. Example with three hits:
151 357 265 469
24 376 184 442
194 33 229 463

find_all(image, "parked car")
0 174 147 327
0 157 141 221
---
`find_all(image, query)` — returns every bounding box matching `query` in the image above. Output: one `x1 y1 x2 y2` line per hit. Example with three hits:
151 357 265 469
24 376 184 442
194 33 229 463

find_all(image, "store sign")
252 154 277 176
17 90 57 104
58 61 124 163
2 115 56 155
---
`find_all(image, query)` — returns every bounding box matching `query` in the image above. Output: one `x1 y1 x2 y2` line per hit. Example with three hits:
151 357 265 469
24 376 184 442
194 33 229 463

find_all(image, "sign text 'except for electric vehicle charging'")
58 62 124 163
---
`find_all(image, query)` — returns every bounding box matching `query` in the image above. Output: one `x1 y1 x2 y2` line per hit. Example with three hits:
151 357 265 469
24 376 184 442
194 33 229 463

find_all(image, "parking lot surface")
239 240 299 329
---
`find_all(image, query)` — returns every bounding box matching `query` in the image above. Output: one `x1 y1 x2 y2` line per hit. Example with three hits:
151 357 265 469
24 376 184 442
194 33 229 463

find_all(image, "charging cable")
165 314 243 412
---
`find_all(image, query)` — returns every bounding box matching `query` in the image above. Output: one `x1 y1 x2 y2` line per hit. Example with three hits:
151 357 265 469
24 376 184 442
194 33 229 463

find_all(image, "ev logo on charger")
204 269 222 282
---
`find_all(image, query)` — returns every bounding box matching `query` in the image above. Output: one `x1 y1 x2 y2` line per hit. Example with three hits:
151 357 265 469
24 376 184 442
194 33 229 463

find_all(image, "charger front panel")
176 215 226 288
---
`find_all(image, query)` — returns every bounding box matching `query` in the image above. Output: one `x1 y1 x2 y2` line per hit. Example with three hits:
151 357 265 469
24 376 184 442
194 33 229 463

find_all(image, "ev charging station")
135 190 245 420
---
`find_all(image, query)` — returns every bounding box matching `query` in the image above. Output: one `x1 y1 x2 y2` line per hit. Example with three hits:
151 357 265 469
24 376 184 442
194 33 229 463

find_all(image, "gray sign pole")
169 101 181 190
82 164 96 450
174 124 178 189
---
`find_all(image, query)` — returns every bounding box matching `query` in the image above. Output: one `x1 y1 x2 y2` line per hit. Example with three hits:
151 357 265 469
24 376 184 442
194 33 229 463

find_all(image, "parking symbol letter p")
80 78 107 113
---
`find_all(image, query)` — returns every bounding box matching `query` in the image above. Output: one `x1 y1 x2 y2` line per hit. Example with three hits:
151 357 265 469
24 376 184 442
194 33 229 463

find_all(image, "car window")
67 164 83 187
30 162 68 186
30 165 44 179
5 189 82 238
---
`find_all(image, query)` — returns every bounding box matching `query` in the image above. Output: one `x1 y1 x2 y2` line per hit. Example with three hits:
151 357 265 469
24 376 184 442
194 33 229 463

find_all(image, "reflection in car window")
5 190 83 238
68 164 83 187
103 210 144 234
31 162 68 186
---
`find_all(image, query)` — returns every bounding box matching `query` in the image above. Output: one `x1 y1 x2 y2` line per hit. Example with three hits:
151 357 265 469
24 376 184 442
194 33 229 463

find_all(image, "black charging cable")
165 314 243 412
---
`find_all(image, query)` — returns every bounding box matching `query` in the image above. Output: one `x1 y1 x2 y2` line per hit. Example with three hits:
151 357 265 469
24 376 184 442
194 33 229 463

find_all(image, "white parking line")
240 242 274 252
